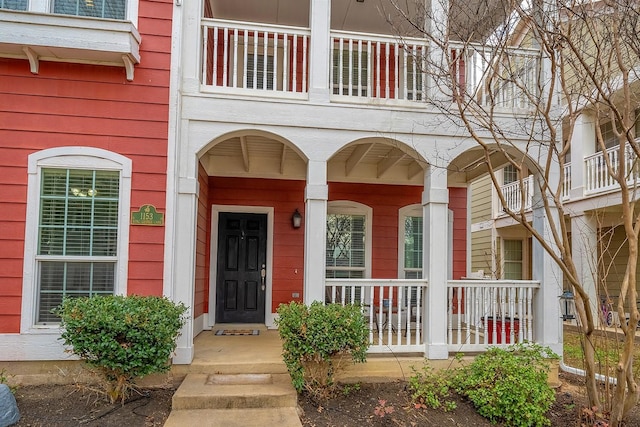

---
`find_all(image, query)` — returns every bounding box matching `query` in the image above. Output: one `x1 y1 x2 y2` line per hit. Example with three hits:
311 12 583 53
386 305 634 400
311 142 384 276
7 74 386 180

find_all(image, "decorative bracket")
22 46 39 75
122 54 135 81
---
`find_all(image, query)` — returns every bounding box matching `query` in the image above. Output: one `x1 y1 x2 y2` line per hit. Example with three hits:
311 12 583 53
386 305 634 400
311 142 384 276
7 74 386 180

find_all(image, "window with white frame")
22 148 131 328
503 164 518 184
52 0 126 19
502 239 523 280
325 202 371 303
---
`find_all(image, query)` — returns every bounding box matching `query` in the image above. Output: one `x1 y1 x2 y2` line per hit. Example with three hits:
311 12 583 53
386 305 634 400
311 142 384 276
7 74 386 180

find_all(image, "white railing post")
308 0 331 102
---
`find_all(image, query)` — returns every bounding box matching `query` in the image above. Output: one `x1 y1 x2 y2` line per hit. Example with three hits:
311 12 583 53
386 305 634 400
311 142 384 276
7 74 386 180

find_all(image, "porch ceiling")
209 0 510 42
202 135 427 185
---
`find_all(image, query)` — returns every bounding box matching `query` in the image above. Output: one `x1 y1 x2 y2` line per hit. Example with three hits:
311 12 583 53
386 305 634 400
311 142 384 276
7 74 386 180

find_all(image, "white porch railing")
201 19 310 97
562 163 571 200
450 43 541 110
500 175 533 212
447 280 539 352
325 279 427 353
330 30 428 103
585 143 640 194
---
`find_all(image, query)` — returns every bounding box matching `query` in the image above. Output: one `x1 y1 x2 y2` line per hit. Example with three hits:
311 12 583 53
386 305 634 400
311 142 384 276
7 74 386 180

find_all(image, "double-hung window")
22 148 131 329
37 169 120 323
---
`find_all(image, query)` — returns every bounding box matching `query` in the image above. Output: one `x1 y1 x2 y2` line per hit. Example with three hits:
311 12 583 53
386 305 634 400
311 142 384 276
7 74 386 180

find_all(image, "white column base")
425 343 449 360
172 346 194 365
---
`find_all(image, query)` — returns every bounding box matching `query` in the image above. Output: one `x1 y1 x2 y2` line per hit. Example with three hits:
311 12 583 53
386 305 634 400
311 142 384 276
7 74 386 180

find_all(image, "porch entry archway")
215 212 267 323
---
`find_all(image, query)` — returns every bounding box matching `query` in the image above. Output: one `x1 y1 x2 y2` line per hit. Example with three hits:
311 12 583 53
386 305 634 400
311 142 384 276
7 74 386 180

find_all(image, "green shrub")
453 343 557 427
409 363 457 411
55 295 187 403
276 301 369 397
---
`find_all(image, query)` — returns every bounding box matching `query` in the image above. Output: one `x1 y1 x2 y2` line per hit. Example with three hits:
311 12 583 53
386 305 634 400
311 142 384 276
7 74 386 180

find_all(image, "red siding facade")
204 177 467 314
0 0 173 333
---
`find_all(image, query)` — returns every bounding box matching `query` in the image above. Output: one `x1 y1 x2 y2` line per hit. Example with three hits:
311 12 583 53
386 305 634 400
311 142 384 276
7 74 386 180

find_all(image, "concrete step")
171 373 297 410
164 407 302 427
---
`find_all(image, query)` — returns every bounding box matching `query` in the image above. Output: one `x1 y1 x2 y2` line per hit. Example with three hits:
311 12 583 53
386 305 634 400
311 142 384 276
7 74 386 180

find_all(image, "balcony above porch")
194 0 541 112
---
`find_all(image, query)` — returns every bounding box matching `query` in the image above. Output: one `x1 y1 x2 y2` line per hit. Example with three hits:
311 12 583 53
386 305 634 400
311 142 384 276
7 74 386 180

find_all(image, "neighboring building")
1 0 564 363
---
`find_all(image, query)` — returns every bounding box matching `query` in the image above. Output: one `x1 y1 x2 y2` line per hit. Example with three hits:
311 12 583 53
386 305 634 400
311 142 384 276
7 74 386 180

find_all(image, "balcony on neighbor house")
325 278 539 354
200 0 543 110
500 141 640 213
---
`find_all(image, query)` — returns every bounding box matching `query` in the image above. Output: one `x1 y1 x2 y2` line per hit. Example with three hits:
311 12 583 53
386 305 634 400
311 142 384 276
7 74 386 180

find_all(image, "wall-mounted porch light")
292 209 302 229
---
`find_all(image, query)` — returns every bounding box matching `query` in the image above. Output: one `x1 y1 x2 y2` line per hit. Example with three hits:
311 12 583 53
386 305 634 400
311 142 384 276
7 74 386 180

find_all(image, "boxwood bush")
55 295 187 403
276 301 369 398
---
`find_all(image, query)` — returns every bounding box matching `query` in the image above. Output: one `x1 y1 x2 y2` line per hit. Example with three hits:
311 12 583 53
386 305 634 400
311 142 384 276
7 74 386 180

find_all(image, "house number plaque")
131 204 164 226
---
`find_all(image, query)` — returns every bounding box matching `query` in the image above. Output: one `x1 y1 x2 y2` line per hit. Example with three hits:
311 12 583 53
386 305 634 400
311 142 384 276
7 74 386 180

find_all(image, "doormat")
215 329 260 336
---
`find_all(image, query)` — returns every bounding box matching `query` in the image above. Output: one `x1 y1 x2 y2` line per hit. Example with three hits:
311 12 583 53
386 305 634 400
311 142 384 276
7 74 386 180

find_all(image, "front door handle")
260 264 266 291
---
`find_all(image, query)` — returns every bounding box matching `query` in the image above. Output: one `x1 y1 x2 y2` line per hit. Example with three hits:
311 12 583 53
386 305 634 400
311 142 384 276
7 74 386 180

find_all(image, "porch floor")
171 324 459 383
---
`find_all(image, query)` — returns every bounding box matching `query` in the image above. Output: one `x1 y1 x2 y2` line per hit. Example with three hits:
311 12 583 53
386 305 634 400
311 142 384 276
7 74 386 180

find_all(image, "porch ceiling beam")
408 161 424 180
377 148 406 178
240 136 250 172
280 144 287 175
345 143 374 176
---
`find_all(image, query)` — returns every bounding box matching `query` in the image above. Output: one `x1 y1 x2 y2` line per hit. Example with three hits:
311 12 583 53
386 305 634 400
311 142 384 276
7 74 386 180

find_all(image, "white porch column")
531 174 563 356
423 165 449 359
570 213 599 321
570 112 596 199
308 0 331 103
428 0 449 101
304 160 328 304
171 176 199 364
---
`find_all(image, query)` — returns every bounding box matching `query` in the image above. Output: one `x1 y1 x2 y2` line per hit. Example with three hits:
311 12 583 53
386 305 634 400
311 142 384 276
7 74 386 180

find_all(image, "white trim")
326 200 373 279
208 205 275 328
193 313 207 335
397 204 423 279
20 147 131 337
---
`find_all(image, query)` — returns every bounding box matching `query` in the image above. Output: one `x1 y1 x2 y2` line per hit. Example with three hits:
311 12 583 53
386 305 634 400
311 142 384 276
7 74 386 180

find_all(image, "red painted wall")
204 178 468 314
0 0 173 333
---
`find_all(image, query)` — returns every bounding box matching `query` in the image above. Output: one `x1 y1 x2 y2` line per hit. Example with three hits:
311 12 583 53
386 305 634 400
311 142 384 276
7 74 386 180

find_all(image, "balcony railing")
501 175 533 212
585 143 640 194
198 19 541 110
447 280 539 352
450 43 541 110
330 31 428 103
201 19 310 97
325 279 427 353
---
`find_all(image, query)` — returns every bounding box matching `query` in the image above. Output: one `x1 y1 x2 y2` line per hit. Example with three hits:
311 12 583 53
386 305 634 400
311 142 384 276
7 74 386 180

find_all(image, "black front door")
216 212 267 323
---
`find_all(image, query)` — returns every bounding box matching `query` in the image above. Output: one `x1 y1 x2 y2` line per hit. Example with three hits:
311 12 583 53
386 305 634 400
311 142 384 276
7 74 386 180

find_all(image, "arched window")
21 147 131 330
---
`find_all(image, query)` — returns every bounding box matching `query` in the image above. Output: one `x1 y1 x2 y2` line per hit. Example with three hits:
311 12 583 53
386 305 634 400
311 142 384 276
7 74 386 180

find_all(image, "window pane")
53 0 126 19
503 239 523 280
0 0 27 11
38 261 115 324
39 168 119 257
326 214 365 268
247 54 274 90
404 216 423 269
